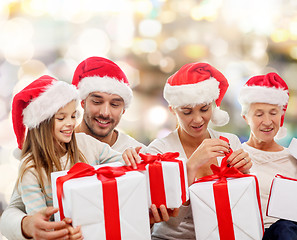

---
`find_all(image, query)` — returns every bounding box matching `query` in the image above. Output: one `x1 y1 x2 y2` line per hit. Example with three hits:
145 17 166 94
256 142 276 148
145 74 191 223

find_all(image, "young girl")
147 62 252 239
12 75 137 239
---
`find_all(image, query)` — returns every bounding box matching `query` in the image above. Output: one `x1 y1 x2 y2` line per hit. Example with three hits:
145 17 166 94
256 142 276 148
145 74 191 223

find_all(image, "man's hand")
21 207 69 240
62 218 83 240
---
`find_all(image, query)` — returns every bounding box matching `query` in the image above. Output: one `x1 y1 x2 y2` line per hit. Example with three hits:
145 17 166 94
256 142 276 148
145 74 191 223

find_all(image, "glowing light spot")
147 106 168 126
271 29 290 43
159 57 175 73
139 19 162 38
184 45 207 59
78 29 111 58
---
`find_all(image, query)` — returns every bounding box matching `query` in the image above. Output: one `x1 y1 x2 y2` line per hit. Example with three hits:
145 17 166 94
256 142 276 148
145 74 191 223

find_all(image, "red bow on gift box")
138 152 187 208
193 136 264 240
139 152 180 163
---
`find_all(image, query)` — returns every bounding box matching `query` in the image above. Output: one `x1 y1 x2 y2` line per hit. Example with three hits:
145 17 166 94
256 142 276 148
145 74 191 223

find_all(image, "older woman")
238 72 297 240
147 62 252 240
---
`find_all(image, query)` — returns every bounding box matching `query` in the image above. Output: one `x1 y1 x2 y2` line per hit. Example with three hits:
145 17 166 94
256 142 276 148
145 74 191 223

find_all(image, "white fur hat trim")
239 85 289 106
23 81 79 129
78 76 133 108
163 77 220 107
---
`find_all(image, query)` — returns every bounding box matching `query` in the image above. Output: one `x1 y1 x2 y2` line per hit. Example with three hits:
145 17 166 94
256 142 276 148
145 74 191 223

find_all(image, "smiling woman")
171 103 213 141
238 72 297 240
243 103 283 148
147 62 252 240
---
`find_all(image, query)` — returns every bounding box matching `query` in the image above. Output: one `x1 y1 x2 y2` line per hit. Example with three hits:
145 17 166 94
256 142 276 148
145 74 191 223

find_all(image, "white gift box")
51 162 151 240
142 157 189 209
267 175 297 222
289 138 297 159
189 176 263 240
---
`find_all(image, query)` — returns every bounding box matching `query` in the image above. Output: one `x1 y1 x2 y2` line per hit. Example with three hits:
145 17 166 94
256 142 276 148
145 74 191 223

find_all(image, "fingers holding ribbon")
226 148 252 173
238 156 252 174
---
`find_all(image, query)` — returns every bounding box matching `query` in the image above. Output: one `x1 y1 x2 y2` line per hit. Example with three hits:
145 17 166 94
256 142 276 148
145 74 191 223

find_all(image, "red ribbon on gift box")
138 152 187 208
56 162 131 240
193 136 264 240
267 174 297 217
274 174 297 181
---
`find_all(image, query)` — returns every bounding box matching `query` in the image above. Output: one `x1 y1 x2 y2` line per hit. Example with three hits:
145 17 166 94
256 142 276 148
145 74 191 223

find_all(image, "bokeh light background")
0 0 297 236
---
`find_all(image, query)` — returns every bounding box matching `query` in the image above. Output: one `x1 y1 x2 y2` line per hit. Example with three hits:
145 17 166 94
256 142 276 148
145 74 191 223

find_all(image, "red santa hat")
163 62 230 126
12 75 79 149
238 72 289 139
72 56 133 108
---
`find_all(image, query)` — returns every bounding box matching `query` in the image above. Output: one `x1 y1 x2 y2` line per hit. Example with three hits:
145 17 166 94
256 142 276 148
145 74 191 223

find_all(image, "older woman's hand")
227 148 252 173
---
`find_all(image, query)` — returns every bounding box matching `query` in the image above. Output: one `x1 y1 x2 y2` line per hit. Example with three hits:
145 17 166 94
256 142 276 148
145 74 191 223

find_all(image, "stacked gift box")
189 137 264 240
266 138 297 222
139 152 189 208
51 137 268 240
267 174 297 222
51 162 151 240
51 153 189 240
190 174 264 239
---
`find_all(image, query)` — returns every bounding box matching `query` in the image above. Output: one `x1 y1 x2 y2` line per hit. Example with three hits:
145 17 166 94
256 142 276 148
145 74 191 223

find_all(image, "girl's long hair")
17 116 87 196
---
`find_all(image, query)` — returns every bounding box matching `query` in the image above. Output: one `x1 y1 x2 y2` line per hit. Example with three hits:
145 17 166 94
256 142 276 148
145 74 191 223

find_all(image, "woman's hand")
122 146 142 169
226 148 252 173
149 204 179 227
186 138 230 185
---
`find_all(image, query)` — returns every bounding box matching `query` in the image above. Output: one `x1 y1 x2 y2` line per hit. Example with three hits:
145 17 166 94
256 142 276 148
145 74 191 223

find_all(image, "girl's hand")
62 218 84 240
68 225 83 240
122 146 142 169
226 148 252 174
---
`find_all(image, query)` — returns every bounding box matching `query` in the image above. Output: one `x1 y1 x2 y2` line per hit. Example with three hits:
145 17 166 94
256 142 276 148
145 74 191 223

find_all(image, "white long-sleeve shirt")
242 142 297 228
111 130 147 153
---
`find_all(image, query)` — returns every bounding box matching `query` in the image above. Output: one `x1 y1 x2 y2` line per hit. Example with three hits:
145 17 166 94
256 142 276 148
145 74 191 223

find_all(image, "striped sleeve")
76 133 124 165
18 168 49 215
95 142 123 165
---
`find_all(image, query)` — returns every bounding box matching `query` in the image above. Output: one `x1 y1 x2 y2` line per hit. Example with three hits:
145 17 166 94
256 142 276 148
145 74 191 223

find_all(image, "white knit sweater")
242 142 297 228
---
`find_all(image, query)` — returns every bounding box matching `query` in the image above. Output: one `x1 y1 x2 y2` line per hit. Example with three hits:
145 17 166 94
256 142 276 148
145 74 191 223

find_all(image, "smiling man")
72 56 147 152
0 57 148 240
